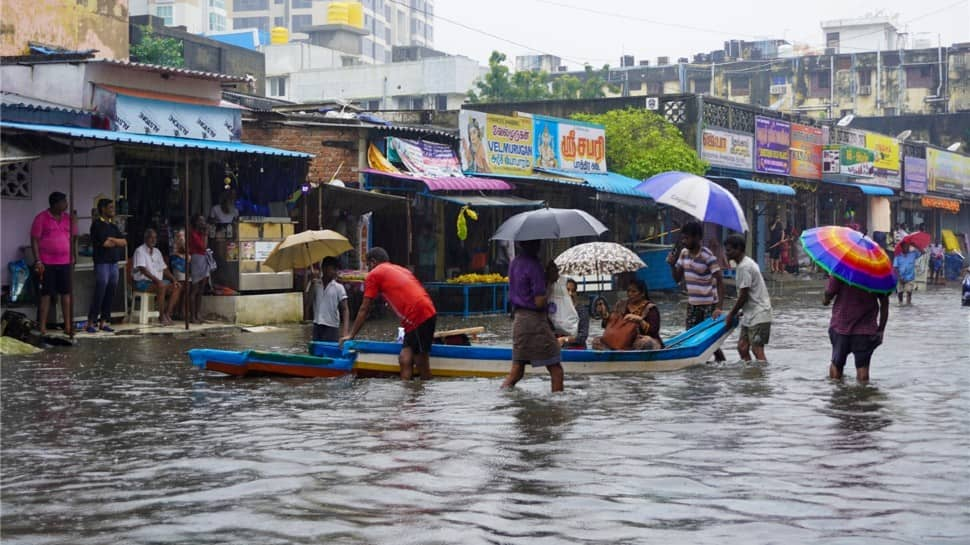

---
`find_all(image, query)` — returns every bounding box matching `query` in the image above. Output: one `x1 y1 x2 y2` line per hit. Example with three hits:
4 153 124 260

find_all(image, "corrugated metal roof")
1 92 90 115
90 59 251 83
368 124 458 139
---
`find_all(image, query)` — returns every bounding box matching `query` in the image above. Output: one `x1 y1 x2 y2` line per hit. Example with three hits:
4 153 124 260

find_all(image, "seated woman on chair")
591 279 663 350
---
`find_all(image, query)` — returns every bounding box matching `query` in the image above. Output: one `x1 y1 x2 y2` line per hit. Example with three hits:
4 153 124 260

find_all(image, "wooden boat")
188 348 354 378
309 317 733 378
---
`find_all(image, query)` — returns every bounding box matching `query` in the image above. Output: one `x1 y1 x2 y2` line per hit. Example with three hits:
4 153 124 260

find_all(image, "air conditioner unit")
769 84 787 95
645 97 660 110
858 85 871 96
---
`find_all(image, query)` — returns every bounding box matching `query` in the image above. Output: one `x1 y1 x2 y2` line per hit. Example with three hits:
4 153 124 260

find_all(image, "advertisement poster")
865 132 900 179
459 110 533 175
701 128 754 170
532 115 607 173
789 124 823 180
823 145 875 177
903 156 928 194
755 116 790 175
927 148 970 196
388 137 464 178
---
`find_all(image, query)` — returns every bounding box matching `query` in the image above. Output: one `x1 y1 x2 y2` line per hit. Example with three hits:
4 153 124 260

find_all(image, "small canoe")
310 317 733 378
188 348 354 378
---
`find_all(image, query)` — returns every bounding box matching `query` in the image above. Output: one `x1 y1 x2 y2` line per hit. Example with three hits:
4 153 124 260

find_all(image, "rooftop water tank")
347 2 364 28
270 26 289 44
327 2 349 26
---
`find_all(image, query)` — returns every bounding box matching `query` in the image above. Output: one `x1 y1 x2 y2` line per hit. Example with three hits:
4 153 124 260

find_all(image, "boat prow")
310 317 734 378
188 348 355 378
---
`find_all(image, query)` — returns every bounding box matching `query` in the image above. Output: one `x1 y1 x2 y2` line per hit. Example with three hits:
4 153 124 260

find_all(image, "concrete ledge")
203 292 303 325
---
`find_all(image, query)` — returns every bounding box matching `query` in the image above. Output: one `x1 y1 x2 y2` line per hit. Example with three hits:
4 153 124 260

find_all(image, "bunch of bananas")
446 273 508 284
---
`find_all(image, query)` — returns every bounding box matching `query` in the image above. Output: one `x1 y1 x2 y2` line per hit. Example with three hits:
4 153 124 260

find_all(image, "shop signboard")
864 132 900 179
530 114 607 173
387 137 464 178
100 91 241 141
755 116 790 175
823 145 875 177
903 156 927 194
927 148 970 196
459 110 533 175
701 128 754 171
789 123 823 180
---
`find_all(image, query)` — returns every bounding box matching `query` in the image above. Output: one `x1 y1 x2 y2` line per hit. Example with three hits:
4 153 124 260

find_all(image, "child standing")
308 256 349 342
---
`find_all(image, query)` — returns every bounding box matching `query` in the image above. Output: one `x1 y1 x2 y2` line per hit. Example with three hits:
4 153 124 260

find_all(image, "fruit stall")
424 273 509 318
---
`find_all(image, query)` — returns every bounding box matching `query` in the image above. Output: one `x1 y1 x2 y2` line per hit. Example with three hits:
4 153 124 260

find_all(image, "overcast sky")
433 0 970 69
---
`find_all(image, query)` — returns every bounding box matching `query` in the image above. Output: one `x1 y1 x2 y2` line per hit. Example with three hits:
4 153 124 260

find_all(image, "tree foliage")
130 25 185 67
468 51 614 103
572 108 708 179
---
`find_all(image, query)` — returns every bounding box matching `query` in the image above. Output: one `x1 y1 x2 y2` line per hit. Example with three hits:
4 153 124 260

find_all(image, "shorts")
134 279 170 292
898 281 915 294
740 322 771 346
686 303 717 330
769 247 782 259
403 315 436 355
41 264 71 296
829 328 882 370
313 324 340 342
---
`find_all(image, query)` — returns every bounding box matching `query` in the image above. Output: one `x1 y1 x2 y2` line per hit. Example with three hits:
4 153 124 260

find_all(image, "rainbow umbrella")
800 226 896 294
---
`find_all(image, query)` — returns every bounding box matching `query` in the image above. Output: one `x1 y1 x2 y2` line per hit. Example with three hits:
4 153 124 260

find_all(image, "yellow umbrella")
262 230 352 272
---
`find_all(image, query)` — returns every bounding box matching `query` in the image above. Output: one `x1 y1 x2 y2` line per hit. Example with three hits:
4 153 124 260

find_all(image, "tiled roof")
90 59 251 83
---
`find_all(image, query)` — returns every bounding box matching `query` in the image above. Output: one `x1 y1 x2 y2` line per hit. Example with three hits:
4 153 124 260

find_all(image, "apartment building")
130 0 229 34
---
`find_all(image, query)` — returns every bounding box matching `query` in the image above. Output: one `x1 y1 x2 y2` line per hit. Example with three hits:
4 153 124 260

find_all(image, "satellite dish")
896 130 912 141
836 114 855 127
946 142 963 152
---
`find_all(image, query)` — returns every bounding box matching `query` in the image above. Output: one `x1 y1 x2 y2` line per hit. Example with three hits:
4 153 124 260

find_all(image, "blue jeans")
88 263 118 324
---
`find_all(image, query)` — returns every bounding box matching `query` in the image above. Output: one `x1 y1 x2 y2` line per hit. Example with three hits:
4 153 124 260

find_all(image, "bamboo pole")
183 150 190 330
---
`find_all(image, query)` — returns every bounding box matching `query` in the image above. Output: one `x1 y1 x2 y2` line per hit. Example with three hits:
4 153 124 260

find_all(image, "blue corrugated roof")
732 178 796 196
0 121 313 158
824 180 895 196
536 168 649 199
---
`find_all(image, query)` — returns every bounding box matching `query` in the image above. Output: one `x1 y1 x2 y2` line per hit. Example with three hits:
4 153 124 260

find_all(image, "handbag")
601 311 639 350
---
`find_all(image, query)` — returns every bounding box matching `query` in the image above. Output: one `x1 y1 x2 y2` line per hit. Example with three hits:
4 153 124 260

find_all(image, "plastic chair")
126 261 160 324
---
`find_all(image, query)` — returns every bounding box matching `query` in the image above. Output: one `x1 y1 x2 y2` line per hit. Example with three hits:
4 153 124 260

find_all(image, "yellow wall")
0 0 129 59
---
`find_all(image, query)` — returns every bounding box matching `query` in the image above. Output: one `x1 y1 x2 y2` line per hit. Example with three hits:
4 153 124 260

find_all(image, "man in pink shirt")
30 192 77 336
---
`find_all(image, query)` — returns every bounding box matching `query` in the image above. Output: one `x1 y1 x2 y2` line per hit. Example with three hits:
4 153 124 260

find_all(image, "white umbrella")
554 242 646 276
635 171 748 232
490 208 608 241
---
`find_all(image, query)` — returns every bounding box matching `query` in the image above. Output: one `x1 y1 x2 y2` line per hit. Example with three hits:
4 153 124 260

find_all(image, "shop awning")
360 168 512 191
708 176 796 196
536 168 649 199
0 121 313 158
321 183 405 216
823 180 895 196
427 194 544 208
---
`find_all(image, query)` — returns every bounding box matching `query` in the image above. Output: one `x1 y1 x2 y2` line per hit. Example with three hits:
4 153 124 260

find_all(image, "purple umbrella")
635 171 748 232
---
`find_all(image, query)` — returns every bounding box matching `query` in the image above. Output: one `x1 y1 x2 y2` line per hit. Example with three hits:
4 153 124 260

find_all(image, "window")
729 76 749 96
209 13 226 31
1 162 32 200
233 0 268 10
291 0 311 8
906 65 934 88
234 16 269 31
367 99 381 110
274 16 284 27
155 5 173 26
268 77 287 97
858 69 871 86
826 32 839 48
209 0 225 9
291 14 312 30
385 28 391 43
435 95 448 111
410 96 423 109
694 78 711 94
811 70 831 98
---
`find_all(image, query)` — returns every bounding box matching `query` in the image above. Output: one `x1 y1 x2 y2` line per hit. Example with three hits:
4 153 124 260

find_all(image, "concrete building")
227 0 434 65
516 54 563 74
0 0 129 59
821 13 903 54
262 43 482 109
129 0 228 34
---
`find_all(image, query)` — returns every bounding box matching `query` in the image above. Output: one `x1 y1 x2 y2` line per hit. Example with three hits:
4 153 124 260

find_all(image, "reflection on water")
2 288 970 544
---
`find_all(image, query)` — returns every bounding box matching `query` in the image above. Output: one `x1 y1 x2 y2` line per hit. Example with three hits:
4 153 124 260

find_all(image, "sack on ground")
547 277 578 337
601 311 639 350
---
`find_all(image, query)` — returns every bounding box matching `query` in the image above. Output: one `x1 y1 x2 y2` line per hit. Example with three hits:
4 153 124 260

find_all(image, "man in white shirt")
307 256 349 342
133 228 181 326
208 189 239 224
723 234 773 362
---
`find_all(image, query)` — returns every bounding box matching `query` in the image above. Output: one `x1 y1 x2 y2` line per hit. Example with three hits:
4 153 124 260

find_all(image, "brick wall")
243 121 361 183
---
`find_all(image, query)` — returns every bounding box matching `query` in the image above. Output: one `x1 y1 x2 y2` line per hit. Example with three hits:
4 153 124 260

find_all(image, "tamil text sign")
755 116 790 175
533 115 607 173
459 110 533 175
789 123 823 180
388 137 464 178
701 128 754 171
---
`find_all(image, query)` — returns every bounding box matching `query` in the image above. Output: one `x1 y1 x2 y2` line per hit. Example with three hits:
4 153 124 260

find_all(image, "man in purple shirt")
502 239 564 392
822 276 889 383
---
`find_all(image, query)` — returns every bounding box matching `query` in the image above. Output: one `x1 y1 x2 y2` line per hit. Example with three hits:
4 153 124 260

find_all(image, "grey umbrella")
490 207 608 241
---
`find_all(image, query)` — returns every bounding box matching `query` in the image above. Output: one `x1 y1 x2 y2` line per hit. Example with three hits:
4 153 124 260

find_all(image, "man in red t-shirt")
341 247 437 380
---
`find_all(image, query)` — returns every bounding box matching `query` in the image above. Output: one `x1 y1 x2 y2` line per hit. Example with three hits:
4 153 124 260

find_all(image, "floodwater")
2 286 969 544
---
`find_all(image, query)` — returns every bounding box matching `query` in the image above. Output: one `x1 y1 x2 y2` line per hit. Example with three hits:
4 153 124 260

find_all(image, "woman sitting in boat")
591 279 663 350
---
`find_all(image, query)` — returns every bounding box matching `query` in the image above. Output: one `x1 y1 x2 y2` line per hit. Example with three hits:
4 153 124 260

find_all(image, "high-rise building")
130 0 229 34
226 0 434 64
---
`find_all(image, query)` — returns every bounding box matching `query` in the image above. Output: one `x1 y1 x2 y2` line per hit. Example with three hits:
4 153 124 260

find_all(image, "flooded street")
2 286 969 544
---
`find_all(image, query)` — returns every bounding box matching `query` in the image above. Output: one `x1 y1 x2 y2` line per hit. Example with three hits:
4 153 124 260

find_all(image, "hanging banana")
456 205 478 241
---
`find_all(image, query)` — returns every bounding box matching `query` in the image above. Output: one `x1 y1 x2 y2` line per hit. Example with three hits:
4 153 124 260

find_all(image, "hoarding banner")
755 116 790 175
927 148 970 196
98 90 241 141
387 137 464 178
459 110 533 175
789 123 823 180
533 115 607 173
823 145 875 177
903 156 927 194
701 128 754 171
865 132 900 179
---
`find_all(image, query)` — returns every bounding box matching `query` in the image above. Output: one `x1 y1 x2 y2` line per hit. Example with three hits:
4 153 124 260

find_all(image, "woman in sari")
591 279 663 350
